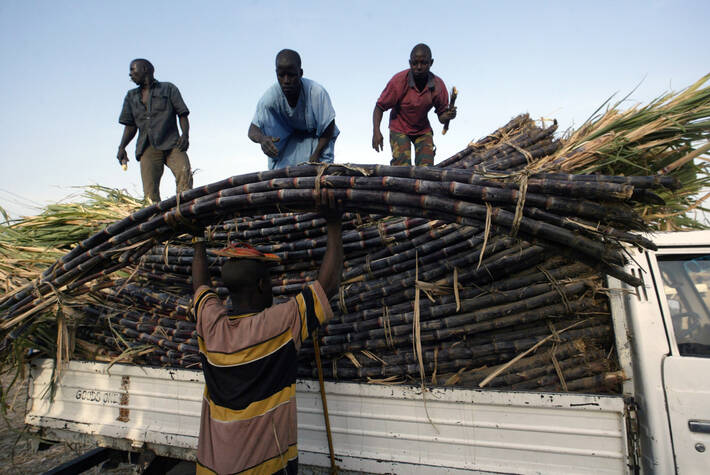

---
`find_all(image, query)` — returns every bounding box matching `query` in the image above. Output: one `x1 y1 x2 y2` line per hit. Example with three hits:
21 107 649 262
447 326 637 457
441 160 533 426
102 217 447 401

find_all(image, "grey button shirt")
118 80 190 160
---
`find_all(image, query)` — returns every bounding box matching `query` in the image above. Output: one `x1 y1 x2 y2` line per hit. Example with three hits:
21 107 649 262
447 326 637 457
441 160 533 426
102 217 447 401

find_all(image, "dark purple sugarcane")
339 236 522 312
486 350 609 388
1 158 669 370
308 324 611 377
4 164 659 313
322 276 599 338
315 299 608 355
437 114 532 168
326 281 591 345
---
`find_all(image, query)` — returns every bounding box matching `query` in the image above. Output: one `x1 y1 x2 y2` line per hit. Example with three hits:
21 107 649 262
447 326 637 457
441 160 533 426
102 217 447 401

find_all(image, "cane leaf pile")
1 75 709 395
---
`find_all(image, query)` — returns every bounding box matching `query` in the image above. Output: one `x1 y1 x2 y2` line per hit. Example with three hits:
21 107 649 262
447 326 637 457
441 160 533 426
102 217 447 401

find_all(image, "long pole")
313 329 339 474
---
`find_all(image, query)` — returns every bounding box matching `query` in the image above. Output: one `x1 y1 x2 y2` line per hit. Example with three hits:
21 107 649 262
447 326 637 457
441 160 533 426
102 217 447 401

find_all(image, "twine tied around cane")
547 321 569 392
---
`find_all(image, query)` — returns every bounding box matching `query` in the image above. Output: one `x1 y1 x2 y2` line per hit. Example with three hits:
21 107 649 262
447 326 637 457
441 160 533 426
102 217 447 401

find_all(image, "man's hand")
177 133 190 152
260 136 280 158
117 125 137 167
117 147 129 166
186 220 205 237
372 129 384 152
309 120 335 164
317 189 343 221
169 215 204 239
438 106 457 123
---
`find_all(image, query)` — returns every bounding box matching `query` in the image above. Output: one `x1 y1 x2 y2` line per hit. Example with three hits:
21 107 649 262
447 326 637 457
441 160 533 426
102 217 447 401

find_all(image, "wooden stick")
313 330 339 474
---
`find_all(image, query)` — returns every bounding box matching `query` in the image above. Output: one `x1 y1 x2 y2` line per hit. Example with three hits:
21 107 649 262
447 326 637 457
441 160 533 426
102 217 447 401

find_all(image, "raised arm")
316 204 343 299
192 240 210 292
309 120 335 163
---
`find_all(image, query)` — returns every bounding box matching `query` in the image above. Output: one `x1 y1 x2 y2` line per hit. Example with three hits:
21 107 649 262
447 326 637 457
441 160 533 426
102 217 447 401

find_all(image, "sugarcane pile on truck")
1 75 709 396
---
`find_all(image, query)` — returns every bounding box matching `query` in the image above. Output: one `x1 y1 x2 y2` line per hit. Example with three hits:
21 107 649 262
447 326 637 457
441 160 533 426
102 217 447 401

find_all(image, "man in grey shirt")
117 59 192 203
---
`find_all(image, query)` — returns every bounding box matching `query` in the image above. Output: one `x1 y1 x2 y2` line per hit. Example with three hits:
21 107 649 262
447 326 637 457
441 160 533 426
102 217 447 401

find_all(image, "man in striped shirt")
190 199 343 474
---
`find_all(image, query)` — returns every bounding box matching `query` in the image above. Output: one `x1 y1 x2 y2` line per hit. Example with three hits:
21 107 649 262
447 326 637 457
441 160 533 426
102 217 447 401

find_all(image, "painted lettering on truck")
74 389 123 405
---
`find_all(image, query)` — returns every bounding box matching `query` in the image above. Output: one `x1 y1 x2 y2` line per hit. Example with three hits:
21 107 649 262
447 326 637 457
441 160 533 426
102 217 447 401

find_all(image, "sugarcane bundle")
63 223 618 388
3 161 676 317
0 157 664 394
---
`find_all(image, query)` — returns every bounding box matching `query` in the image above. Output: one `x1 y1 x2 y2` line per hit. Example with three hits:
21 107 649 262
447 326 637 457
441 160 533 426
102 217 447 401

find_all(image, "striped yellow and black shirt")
193 282 332 475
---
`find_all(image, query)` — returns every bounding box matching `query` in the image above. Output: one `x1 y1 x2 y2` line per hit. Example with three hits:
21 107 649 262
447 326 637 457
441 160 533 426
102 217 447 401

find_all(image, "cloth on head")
251 78 340 170
212 242 281 262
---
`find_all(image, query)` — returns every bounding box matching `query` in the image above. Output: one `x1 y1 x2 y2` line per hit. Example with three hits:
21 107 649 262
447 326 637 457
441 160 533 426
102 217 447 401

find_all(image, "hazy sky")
1 0 708 216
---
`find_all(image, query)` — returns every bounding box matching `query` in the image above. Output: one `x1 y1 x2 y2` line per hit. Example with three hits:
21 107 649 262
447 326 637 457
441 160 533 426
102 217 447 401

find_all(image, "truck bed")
26 359 632 474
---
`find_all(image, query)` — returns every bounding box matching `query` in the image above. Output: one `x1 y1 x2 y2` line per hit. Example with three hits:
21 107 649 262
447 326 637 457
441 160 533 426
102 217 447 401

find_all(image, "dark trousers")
139 145 193 203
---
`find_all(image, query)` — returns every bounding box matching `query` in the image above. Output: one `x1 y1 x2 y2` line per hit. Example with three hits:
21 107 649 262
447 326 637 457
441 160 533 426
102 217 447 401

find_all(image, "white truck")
25 231 710 474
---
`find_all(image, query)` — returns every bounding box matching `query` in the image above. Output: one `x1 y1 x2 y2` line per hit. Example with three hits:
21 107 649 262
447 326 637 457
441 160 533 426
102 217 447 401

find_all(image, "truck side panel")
298 380 629 474
26 359 201 458
27 359 630 474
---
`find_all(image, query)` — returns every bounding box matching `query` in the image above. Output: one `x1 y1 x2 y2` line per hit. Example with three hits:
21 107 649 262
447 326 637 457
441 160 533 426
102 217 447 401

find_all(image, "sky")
0 0 708 217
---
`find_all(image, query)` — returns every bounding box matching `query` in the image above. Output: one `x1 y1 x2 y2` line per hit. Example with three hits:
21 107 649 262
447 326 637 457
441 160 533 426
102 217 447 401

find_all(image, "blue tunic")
252 78 339 170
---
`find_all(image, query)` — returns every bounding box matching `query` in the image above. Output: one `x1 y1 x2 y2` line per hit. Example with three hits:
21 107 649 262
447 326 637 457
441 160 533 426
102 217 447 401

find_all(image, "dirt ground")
0 372 97 473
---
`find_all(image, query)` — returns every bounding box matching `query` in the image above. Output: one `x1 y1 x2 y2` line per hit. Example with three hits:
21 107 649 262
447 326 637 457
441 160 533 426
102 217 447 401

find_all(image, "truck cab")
619 231 710 473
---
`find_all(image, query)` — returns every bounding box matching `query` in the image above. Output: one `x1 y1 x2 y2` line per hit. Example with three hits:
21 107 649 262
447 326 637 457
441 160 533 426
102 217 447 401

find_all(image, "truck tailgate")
27 359 631 474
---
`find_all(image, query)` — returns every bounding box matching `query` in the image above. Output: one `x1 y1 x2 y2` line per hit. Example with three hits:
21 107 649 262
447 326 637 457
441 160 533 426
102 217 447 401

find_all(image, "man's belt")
291 128 318 139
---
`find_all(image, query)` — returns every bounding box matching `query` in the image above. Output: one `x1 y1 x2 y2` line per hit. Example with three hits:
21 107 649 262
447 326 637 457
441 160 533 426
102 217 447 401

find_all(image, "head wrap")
212 242 281 263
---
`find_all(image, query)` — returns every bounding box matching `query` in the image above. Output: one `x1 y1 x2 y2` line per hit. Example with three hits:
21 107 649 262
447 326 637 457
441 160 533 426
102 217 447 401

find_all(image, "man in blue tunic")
249 49 339 170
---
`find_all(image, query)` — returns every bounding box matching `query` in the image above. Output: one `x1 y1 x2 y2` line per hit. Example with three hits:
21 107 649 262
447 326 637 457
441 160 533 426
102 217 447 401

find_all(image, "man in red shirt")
372 43 457 166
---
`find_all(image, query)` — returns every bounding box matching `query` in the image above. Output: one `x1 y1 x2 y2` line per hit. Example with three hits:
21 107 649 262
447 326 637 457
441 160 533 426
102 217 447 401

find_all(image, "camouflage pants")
389 131 435 166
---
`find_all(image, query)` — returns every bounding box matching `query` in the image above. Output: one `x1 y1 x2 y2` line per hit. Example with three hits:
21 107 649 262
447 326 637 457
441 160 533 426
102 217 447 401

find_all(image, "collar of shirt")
279 79 305 110
227 312 257 320
406 71 436 91
132 79 160 96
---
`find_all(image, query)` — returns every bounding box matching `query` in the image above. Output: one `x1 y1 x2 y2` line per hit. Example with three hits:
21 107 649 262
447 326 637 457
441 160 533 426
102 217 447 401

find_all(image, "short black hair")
410 43 432 59
275 49 302 68
221 259 271 293
131 58 155 75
